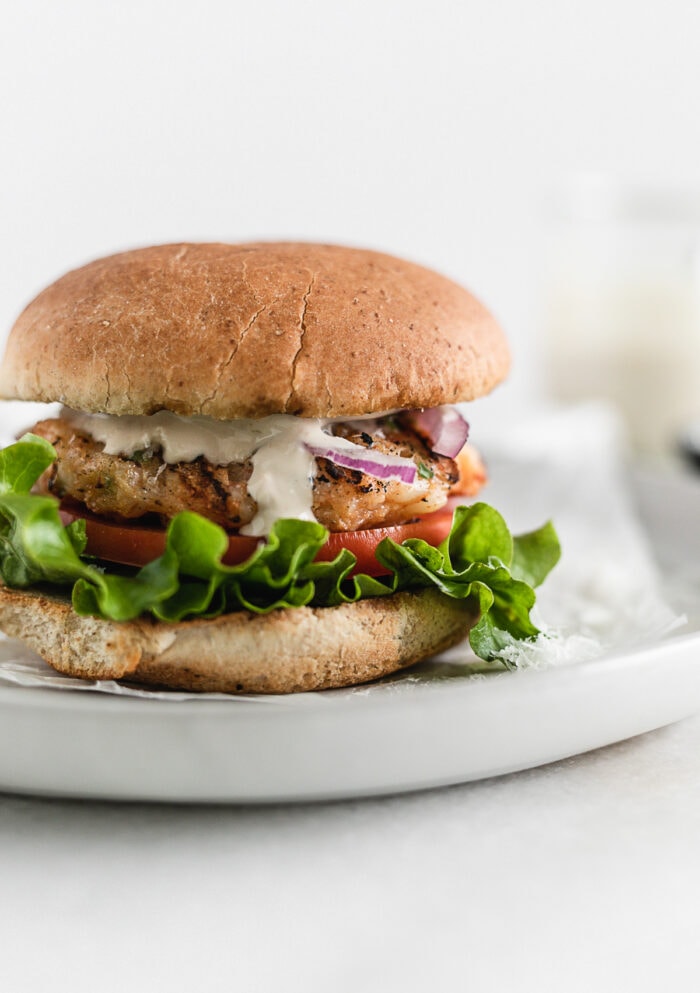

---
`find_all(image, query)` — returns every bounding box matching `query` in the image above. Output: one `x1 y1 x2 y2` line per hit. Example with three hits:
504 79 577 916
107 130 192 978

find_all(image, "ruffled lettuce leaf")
0 436 561 661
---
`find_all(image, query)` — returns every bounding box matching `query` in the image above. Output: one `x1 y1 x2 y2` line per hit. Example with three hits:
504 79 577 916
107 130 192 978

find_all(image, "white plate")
0 459 698 803
1 631 700 802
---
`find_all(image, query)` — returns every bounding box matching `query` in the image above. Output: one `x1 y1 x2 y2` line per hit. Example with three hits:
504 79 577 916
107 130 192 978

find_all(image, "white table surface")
1 710 698 993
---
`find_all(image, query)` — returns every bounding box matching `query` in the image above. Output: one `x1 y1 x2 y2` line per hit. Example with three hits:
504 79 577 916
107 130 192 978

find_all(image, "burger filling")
29 407 486 536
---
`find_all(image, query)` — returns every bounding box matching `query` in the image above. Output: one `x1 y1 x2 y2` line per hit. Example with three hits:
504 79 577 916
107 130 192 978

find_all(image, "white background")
2 0 700 420
2 4 700 990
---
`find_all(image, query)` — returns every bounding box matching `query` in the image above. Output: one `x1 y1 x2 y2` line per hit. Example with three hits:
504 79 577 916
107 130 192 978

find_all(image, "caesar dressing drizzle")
63 409 403 537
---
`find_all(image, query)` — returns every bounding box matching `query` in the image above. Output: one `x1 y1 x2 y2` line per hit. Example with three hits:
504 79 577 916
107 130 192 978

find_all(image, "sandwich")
0 242 559 693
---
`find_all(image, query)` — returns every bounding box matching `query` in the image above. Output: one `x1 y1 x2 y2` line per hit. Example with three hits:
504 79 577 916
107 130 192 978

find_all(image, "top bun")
0 242 510 419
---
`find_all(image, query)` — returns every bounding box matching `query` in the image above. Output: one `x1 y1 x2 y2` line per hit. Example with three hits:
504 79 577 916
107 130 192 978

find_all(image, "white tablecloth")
1 712 698 992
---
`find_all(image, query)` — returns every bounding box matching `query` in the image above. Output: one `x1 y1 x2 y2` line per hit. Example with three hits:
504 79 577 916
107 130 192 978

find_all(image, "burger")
0 242 559 693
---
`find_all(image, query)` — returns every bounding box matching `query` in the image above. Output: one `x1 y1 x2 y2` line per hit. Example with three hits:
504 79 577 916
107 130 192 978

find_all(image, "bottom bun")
0 586 479 694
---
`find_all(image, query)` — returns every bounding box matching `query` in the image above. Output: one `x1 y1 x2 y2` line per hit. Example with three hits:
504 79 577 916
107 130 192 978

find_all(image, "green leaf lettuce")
0 436 561 662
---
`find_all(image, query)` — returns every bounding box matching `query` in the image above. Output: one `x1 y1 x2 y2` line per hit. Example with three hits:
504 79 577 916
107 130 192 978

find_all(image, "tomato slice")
58 499 461 577
312 505 457 575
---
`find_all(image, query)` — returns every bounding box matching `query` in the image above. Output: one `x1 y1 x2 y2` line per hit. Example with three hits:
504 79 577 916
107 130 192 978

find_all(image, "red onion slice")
307 445 418 484
406 406 469 458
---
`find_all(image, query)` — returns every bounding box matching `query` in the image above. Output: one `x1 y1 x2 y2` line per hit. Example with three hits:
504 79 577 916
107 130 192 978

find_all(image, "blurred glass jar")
541 176 700 456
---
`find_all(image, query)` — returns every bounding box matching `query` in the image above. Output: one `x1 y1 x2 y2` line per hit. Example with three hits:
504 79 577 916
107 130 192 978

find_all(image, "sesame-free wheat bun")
0 242 514 694
0 585 478 694
0 242 510 419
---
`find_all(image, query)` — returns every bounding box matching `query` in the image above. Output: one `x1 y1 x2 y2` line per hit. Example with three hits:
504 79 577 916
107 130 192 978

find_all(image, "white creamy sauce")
67 409 272 465
241 420 318 536
64 408 417 537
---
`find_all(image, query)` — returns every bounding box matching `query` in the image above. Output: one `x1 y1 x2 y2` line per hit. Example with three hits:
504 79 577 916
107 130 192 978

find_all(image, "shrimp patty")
30 415 483 532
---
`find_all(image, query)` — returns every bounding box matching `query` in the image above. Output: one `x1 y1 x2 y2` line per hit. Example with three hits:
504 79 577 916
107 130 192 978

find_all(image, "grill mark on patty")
29 416 471 532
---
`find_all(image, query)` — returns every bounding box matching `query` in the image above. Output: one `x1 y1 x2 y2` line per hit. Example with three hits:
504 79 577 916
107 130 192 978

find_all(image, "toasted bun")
0 242 509 419
0 585 478 694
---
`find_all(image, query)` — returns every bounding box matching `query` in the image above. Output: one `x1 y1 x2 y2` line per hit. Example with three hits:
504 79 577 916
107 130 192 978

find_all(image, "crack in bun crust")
0 242 510 419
